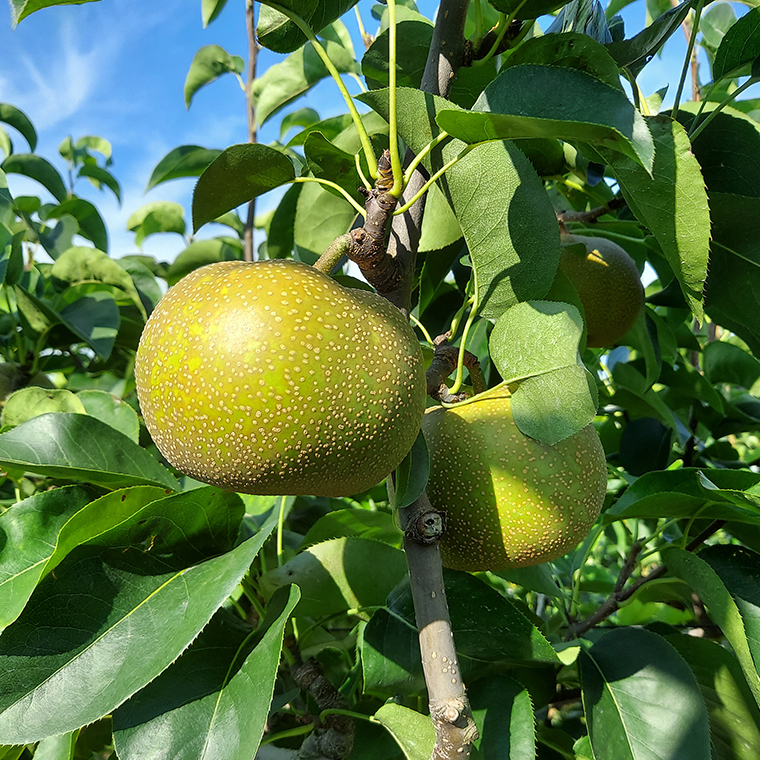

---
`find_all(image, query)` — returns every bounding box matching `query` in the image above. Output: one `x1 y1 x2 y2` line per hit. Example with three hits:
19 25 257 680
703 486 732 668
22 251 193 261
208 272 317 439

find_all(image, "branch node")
407 509 448 544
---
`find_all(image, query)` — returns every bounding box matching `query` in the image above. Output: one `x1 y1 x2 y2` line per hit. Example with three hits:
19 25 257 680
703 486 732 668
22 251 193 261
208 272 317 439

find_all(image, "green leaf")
597 116 709 320
37 215 78 261
286 113 355 147
2 154 67 202
704 341 760 389
76 390 139 443
438 66 654 173
489 301 597 444
0 486 94 629
361 569 559 695
0 129 11 160
51 246 146 318
713 7 760 81
77 164 121 203
202 0 228 26
58 288 120 360
359 87 559 319
192 144 296 233
1 387 85 428
45 198 108 252
300 508 401 548
260 537 408 618
265 183 301 259
0 518 276 743
580 627 711 760
388 430 429 510
145 145 222 191
606 468 760 524
256 0 360 54
127 201 186 247
469 675 536 760
362 19 433 90
373 703 436 760
607 0 698 76
303 131 361 200
665 635 760 760
165 238 242 286
0 104 36 151
503 32 624 90
113 584 299 760
183 45 244 108
701 3 737 50
293 181 357 263
665 546 760 708
0 412 180 490
8 0 99 25
252 22 358 127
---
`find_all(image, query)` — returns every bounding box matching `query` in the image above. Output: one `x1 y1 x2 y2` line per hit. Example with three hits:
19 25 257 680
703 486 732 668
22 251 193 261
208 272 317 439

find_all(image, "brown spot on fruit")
135 259 427 496
421 386 607 572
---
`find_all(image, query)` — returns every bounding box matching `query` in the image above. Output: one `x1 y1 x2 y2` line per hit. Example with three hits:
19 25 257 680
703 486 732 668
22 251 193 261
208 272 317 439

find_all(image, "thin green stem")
277 494 288 567
293 177 366 216
241 576 267 622
386 0 404 197
319 708 377 723
260 725 314 746
394 145 475 215
410 312 434 345
672 0 705 121
569 524 605 619
402 131 451 186
355 152 373 191
473 0 485 44
448 295 479 395
267 2 378 179
688 78 759 142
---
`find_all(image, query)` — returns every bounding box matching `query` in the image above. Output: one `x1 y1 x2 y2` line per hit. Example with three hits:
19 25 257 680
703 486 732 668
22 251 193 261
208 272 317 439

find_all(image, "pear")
135 259 427 496
422 386 607 571
559 234 644 347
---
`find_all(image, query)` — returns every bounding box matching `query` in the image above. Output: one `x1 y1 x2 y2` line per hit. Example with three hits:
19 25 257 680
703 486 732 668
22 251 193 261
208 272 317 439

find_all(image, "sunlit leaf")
184 45 244 108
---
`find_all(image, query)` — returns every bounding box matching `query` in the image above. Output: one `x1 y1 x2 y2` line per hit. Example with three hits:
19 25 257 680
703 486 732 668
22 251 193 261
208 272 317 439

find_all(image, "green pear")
135 259 426 496
422 386 607 571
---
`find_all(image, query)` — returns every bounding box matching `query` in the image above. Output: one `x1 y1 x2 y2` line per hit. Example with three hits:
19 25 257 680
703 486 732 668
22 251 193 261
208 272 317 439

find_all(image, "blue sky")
0 0 713 263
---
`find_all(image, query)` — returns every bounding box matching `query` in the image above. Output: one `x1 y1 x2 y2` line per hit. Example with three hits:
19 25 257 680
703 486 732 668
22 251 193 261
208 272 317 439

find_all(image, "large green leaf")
489 300 597 444
674 104 760 353
303 131 361 199
146 146 222 191
580 627 711 760
8 0 100 26
0 413 180 490
165 238 242 287
2 154 67 202
361 569 559 696
607 0 698 76
0 517 275 744
260 537 408 618
0 486 94 630
359 87 559 319
113 586 299 760
606 468 760 524
362 19 433 90
373 703 436 760
202 0 228 26
438 66 654 173
256 0 360 54
598 116 709 320
253 22 358 127
126 201 186 247
713 7 760 81
183 45 244 108
469 675 536 760
293 180 357 263
45 198 108 252
665 635 760 760
192 144 296 232
77 164 121 203
665 546 760 708
0 104 36 151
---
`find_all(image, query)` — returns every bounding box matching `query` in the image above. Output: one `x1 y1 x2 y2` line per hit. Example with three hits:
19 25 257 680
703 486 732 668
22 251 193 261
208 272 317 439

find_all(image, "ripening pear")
559 234 644 347
135 259 427 496
422 386 607 571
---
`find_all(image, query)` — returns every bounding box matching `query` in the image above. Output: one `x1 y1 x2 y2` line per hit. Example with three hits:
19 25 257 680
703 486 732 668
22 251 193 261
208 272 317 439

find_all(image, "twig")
244 0 258 262
556 198 627 226
566 520 726 639
426 333 485 402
